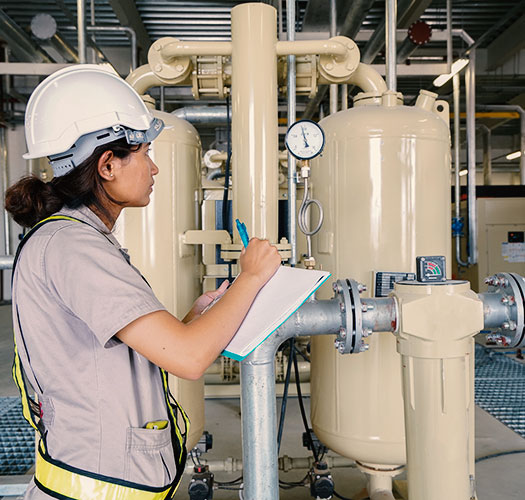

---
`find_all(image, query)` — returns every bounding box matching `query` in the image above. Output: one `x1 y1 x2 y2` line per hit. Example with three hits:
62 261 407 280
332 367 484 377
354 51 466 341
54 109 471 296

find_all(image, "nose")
151 160 159 176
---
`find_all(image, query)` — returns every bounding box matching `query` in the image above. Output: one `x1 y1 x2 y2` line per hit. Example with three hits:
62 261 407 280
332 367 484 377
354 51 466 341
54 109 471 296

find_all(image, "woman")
5 65 281 499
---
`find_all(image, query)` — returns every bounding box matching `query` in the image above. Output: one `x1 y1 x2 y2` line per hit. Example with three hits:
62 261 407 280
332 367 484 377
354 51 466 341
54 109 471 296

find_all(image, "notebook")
222 266 331 361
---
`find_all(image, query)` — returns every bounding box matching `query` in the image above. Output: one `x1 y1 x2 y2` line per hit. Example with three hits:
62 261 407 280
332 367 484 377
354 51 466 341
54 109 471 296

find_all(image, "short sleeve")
43 223 166 347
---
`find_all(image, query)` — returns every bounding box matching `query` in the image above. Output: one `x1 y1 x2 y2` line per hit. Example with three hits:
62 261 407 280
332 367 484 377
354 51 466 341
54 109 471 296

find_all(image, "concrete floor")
1 303 525 499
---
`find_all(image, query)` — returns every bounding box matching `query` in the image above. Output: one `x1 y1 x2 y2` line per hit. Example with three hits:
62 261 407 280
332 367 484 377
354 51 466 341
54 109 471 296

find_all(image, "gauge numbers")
285 119 325 160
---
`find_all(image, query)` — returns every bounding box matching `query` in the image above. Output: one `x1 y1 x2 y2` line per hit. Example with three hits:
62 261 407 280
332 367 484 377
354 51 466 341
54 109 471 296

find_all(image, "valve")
452 217 464 237
308 461 334 500
188 465 214 500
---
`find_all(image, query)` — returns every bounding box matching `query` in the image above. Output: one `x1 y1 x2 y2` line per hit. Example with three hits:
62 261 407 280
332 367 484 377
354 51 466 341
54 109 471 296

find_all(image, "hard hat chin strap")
48 118 164 178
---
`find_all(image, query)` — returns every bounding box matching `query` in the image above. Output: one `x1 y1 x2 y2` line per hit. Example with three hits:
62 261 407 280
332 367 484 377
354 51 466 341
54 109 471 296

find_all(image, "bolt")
484 276 497 286
154 64 163 72
326 63 334 70
155 43 162 51
339 327 346 339
357 283 367 293
360 343 370 352
176 64 184 72
498 277 509 288
361 304 368 312
362 328 372 338
338 344 345 354
509 320 517 331
502 321 511 330
332 282 338 292
340 302 346 313
501 296 509 304
334 339 340 348
508 296 516 306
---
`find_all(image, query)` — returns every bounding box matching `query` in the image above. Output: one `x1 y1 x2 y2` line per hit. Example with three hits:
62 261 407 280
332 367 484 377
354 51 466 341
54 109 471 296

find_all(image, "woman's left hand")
183 279 230 323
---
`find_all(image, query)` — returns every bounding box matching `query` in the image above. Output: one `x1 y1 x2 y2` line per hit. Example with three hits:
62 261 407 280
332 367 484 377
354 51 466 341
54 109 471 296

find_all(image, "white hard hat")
23 64 164 177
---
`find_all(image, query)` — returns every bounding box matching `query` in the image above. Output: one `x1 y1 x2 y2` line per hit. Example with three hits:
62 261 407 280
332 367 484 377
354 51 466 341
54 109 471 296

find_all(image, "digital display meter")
285 119 325 160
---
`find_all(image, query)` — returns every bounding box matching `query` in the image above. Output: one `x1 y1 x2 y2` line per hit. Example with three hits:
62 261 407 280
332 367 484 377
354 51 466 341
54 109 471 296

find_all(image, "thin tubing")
277 339 294 454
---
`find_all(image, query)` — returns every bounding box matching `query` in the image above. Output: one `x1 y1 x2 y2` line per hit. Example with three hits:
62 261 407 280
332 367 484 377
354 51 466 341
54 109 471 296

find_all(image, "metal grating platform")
475 344 525 439
0 398 34 475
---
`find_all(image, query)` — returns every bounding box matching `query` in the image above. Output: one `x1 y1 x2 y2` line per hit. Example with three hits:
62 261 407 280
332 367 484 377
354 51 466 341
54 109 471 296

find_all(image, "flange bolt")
357 283 367 293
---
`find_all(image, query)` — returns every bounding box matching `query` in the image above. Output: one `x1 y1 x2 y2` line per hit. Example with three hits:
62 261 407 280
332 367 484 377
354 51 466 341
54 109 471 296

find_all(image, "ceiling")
1 0 524 138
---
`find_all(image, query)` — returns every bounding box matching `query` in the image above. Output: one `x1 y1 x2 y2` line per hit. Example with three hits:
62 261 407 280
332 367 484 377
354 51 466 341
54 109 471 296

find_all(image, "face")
103 143 159 208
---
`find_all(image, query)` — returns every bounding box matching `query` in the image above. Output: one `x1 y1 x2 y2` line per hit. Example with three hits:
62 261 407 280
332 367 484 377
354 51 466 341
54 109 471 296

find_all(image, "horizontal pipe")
160 40 232 59
276 39 347 57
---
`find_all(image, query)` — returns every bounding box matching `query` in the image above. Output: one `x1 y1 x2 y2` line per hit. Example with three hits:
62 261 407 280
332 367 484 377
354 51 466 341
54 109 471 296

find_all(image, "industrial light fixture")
433 58 469 87
506 150 522 160
459 169 468 177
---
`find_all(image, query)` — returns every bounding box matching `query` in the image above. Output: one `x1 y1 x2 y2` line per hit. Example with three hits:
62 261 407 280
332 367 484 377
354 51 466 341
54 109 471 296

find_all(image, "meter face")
285 120 325 160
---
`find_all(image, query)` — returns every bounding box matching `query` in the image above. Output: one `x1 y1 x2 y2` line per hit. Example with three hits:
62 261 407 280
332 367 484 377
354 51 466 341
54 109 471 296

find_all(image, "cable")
277 338 295 453
475 449 525 463
293 345 319 463
215 476 243 486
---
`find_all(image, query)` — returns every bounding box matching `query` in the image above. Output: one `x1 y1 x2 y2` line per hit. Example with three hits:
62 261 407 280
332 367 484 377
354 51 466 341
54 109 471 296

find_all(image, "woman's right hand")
239 238 281 288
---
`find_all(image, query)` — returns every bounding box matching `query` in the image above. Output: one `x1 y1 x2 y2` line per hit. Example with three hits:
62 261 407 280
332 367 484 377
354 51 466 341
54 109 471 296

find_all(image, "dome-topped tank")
118 109 204 450
310 90 451 468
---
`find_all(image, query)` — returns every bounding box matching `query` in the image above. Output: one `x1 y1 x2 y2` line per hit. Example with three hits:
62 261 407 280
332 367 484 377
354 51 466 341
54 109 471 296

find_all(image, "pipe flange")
318 36 360 84
484 272 525 348
148 37 192 84
332 279 367 354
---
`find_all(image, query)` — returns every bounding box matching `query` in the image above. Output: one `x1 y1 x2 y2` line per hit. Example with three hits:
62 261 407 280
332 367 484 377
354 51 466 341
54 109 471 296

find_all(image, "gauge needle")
301 126 310 148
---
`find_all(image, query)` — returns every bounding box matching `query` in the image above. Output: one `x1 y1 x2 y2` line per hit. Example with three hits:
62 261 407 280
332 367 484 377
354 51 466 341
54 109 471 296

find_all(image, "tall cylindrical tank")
118 109 204 450
310 90 451 468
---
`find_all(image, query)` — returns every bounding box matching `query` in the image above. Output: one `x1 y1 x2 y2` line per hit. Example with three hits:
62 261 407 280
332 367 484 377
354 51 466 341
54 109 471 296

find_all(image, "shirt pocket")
124 426 176 487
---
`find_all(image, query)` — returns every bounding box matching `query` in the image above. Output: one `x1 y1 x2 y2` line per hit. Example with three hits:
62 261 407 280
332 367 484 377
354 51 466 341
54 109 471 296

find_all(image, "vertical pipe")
286 0 297 265
231 3 278 242
481 126 492 186
278 0 284 42
341 84 348 110
77 0 87 63
90 0 96 64
446 0 452 73
241 353 279 500
385 0 397 91
329 0 338 114
160 86 165 112
520 113 525 185
0 128 10 256
453 74 468 267
465 52 477 264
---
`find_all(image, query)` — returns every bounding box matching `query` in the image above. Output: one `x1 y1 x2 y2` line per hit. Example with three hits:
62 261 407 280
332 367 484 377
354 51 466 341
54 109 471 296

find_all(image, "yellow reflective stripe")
160 370 189 462
35 449 172 500
11 341 40 433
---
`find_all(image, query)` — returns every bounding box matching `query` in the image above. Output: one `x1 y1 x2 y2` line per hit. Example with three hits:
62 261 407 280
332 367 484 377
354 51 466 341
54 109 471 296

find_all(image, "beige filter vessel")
119 109 204 450
310 90 451 468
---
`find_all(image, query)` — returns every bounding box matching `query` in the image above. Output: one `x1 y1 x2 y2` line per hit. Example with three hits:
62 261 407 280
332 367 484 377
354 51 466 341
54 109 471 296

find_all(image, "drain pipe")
385 0 397 91
477 105 525 185
453 73 468 267
286 0 297 265
77 0 87 63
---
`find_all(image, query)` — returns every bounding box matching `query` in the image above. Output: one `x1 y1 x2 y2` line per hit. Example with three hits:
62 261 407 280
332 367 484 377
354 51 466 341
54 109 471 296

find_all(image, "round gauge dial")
285 119 325 160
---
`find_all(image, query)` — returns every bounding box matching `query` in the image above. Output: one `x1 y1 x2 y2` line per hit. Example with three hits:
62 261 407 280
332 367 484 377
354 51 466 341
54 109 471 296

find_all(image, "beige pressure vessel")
310 90 451 469
119 110 204 450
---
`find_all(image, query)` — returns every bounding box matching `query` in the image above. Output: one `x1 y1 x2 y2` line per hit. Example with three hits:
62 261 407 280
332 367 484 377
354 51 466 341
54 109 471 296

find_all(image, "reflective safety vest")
12 215 190 500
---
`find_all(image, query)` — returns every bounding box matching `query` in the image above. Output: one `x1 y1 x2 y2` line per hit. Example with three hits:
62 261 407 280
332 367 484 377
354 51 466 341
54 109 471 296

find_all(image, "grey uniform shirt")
12 205 177 498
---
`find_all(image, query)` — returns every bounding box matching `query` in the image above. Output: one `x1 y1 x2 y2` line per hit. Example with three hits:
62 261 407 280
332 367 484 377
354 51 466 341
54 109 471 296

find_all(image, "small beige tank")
310 90 451 468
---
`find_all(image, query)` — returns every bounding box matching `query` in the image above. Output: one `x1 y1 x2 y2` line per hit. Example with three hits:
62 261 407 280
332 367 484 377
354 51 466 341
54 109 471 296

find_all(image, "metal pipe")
341 84 348 110
160 86 165 112
446 0 452 72
0 129 10 256
465 51 477 265
77 0 87 63
85 26 137 70
0 255 13 270
286 0 298 265
172 105 228 125
478 124 492 185
160 40 232 60
276 39 347 57
385 0 397 91
453 73 468 268
329 0 338 114
241 298 342 499
231 3 279 242
126 64 168 95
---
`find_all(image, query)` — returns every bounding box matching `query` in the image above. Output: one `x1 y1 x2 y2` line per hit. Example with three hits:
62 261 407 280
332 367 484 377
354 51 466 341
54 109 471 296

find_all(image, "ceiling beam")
0 8 52 63
486 14 525 71
108 0 151 64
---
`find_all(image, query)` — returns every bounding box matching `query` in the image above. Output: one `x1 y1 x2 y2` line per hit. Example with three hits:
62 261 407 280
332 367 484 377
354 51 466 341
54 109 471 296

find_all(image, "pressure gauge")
285 120 325 160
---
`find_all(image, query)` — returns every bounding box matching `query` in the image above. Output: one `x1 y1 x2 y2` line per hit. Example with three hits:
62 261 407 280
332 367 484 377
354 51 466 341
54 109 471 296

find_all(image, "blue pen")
235 219 250 248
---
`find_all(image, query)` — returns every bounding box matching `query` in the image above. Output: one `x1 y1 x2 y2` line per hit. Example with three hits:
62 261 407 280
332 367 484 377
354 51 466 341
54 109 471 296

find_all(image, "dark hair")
5 139 139 228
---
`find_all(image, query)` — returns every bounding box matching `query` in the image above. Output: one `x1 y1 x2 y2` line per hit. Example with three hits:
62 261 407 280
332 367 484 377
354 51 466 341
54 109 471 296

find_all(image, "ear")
97 150 116 181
